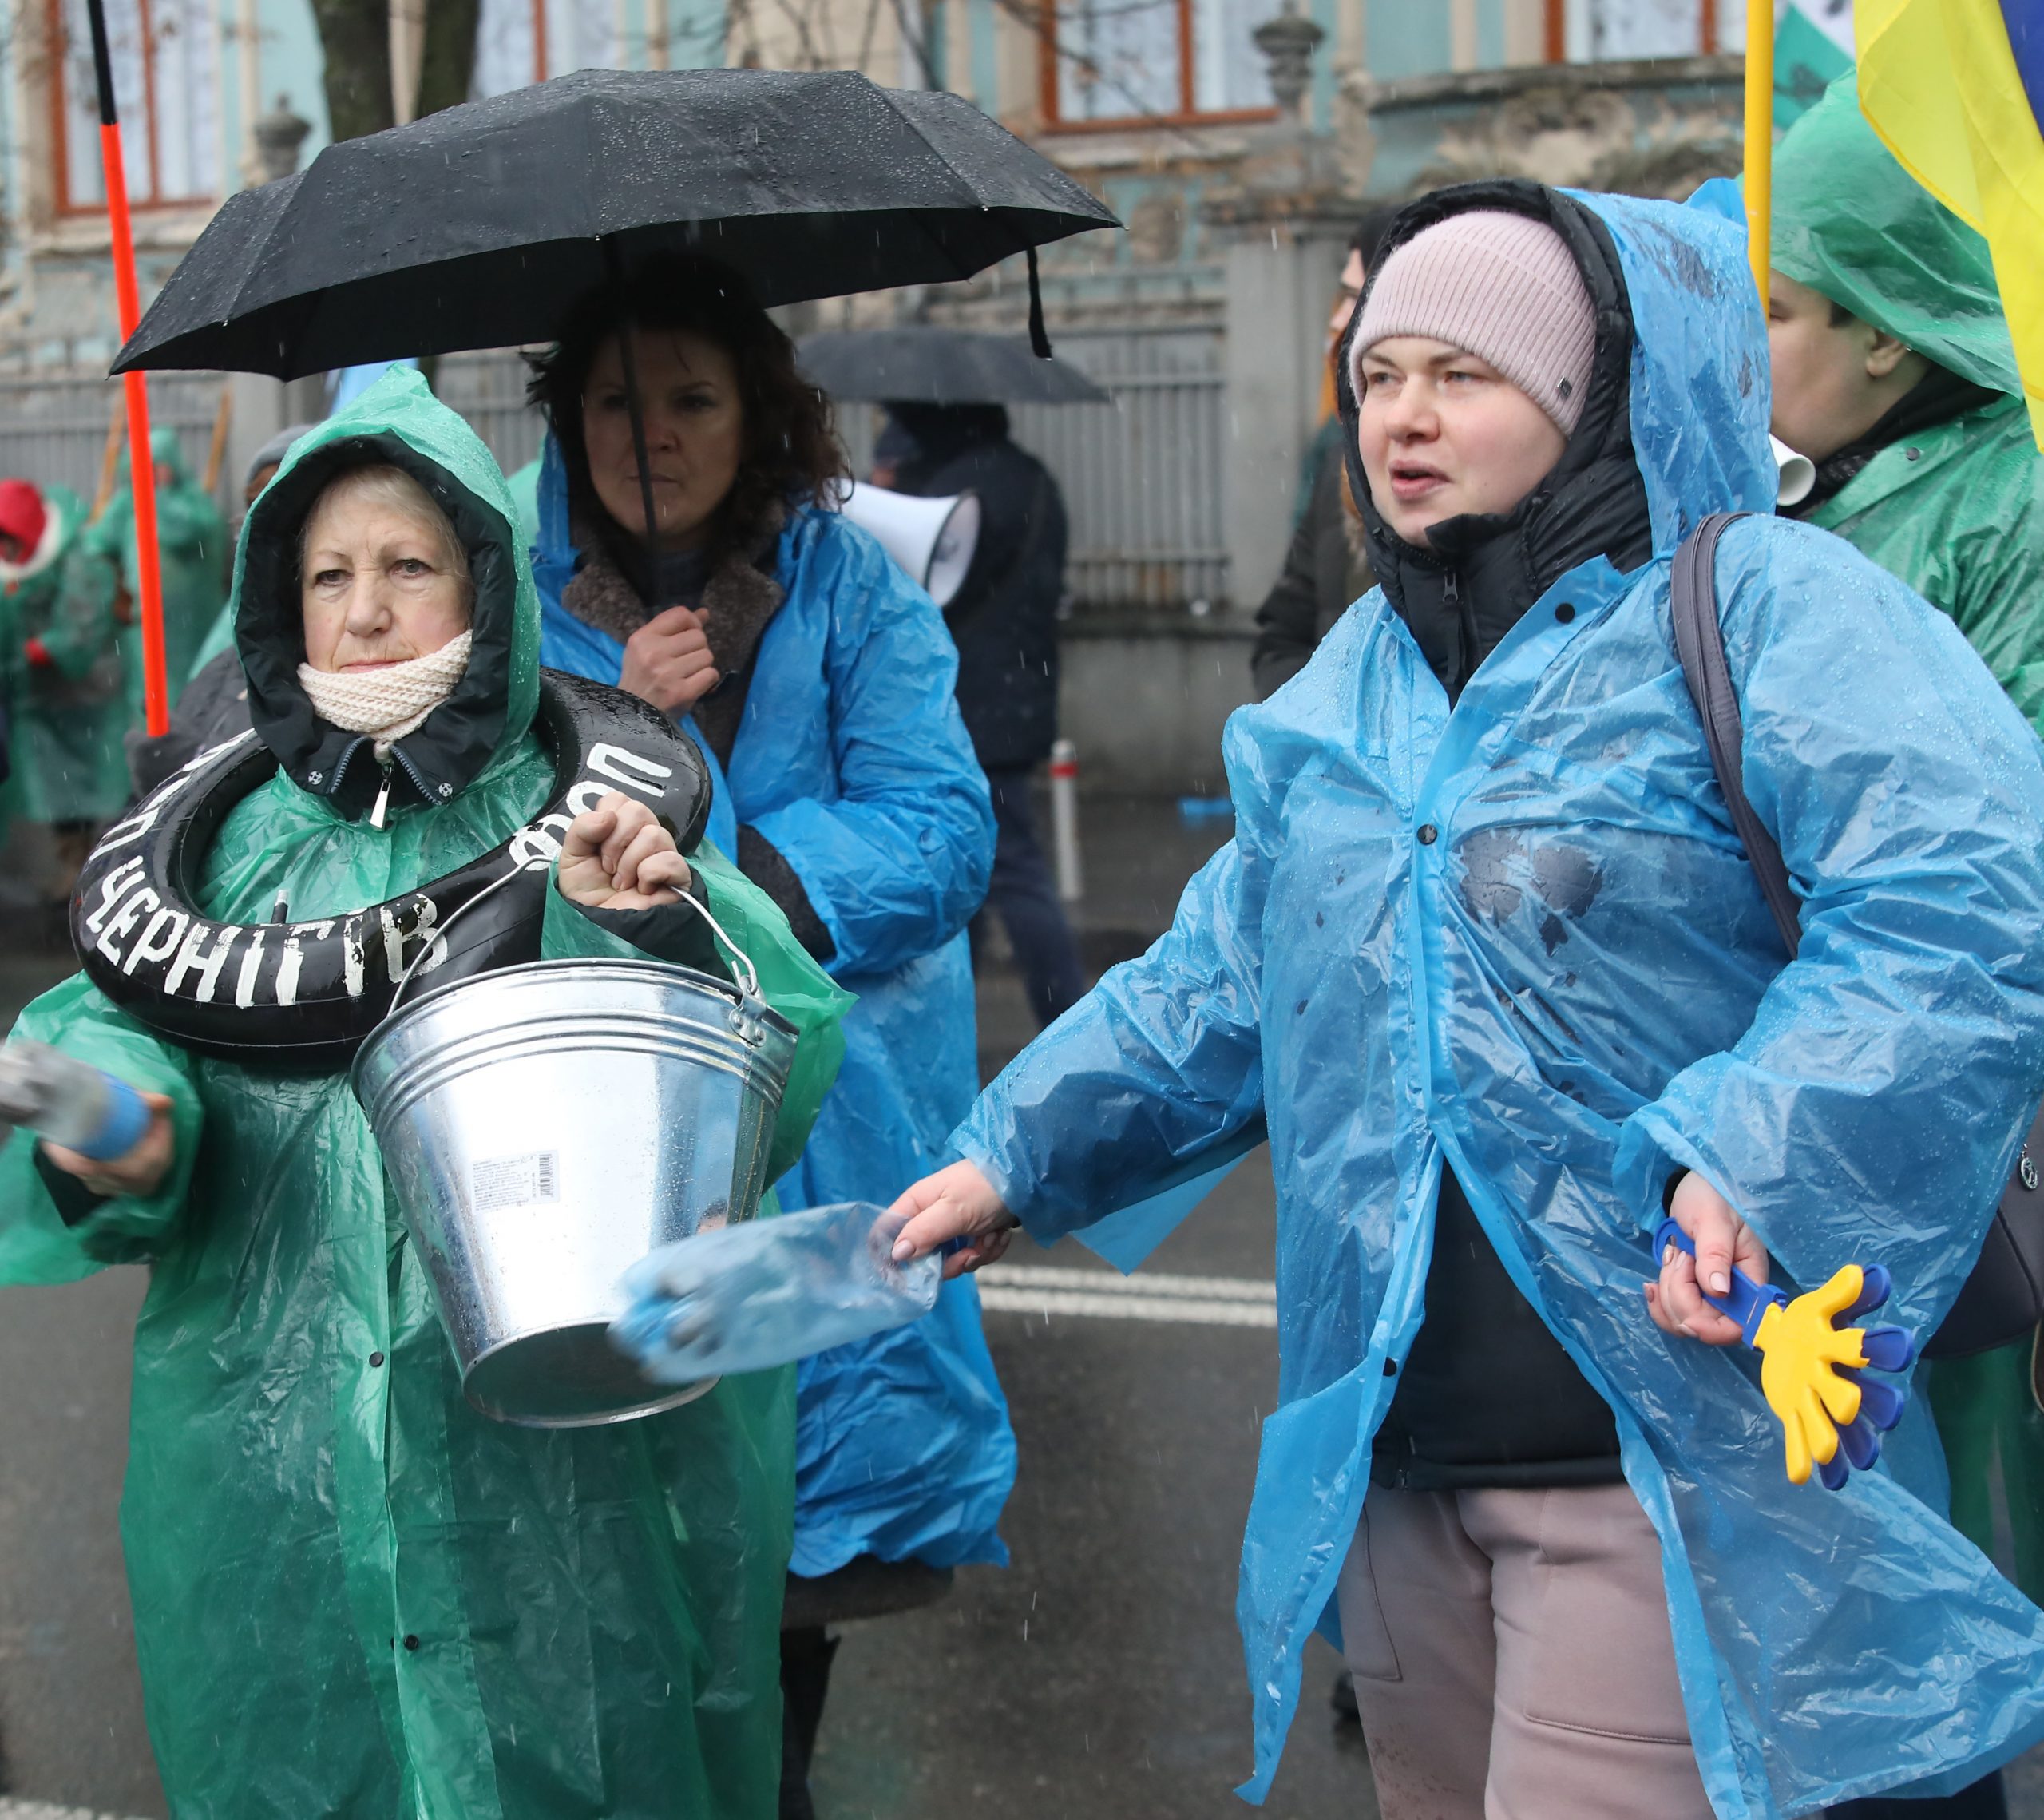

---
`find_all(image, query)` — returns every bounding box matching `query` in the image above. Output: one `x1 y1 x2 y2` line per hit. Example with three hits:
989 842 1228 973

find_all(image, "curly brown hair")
526 256 845 565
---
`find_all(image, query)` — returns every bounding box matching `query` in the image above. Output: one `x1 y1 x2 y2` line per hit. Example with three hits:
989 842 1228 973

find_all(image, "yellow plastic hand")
1751 1265 1872 1485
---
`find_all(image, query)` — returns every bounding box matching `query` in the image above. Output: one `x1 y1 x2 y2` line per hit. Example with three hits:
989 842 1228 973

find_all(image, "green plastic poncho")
3 483 129 824
0 370 851 1819
96 428 229 716
1774 73 2044 1607
1773 73 2044 733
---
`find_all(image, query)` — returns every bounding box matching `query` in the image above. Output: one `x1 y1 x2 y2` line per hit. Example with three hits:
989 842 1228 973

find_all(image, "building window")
1545 0 1749 60
52 0 220 214
476 0 614 93
1040 0 1283 125
473 0 727 95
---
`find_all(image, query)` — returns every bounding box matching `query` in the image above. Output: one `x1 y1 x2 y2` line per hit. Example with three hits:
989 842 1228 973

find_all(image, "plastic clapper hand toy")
1653 1218 1919 1491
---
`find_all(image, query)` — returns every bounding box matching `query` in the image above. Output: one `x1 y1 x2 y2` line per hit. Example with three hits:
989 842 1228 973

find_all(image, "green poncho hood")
1772 73 2022 398
232 366 541 820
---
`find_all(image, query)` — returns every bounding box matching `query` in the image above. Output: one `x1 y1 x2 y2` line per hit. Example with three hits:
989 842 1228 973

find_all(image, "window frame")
46 0 219 218
1542 0 1725 60
1035 0 1282 132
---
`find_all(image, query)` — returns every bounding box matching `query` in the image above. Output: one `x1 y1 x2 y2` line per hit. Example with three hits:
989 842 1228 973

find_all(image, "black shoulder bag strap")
1669 511 2044 1362
1670 512 1800 958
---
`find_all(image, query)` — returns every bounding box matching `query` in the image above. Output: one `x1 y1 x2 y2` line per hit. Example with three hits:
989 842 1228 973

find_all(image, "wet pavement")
808 930 1373 1819
0 799 2039 1817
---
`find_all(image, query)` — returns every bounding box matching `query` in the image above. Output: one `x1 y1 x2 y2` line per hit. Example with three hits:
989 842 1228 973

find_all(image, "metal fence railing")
434 349 548 479
2 323 1229 611
1016 324 1228 612
834 323 1229 612
0 369 231 513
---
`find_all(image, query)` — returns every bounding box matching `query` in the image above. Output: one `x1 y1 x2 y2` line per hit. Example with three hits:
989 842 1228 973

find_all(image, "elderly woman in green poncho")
0 369 848 1820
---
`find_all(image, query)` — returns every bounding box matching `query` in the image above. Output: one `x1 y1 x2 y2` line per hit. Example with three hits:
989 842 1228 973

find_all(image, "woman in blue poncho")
890 184 2044 1817
523 259 1016 1814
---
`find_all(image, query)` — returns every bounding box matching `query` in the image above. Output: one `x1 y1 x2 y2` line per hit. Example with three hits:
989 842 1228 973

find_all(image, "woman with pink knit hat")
872 180 2044 1814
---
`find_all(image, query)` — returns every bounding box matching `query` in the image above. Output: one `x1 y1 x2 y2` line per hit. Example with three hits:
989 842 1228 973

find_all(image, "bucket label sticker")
473 1152 561 1213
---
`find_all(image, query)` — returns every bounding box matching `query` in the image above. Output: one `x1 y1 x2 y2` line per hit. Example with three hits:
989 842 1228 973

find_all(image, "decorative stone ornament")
253 94 312 186
1253 2 1326 118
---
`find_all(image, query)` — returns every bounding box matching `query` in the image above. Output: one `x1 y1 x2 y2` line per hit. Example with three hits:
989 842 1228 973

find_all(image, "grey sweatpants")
1337 1481 1714 1820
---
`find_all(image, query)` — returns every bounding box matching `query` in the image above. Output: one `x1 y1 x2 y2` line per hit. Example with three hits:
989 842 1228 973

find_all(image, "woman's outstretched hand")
41 1090 176 1200
620 605 719 716
1644 1170 1769 1347
559 791 692 910
888 1160 1020 1279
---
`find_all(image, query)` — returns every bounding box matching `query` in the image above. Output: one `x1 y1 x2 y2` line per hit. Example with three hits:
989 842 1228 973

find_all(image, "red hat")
0 480 48 558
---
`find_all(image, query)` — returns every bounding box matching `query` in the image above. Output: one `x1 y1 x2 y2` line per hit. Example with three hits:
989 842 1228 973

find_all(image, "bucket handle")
386 855 766 1017
389 854 555 1017
672 888 763 1001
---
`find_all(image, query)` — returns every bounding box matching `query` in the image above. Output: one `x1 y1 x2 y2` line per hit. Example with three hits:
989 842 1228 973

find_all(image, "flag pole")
1744 0 1774 311
84 0 171 737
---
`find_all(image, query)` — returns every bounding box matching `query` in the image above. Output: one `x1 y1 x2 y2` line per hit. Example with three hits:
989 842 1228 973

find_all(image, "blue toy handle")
1652 1216 1918 1492
1652 1217 1785 1342
71 1072 153 1163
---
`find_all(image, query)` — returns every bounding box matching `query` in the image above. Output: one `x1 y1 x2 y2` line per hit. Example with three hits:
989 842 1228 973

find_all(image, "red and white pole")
85 0 171 737
1049 738 1083 905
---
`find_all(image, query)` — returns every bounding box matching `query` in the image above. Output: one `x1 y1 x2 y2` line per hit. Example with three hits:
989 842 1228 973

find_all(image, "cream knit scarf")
298 631 473 759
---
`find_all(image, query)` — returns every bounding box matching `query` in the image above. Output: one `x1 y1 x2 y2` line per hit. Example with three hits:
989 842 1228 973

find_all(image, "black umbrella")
111 67 1119 381
798 328 1111 405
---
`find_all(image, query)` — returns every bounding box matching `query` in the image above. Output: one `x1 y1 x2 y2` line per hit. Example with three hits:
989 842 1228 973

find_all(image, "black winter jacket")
1250 428 1375 700
885 406 1068 772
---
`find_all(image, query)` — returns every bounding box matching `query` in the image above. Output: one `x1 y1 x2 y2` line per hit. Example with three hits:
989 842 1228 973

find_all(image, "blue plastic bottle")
0 1041 153 1161
611 1200 941 1382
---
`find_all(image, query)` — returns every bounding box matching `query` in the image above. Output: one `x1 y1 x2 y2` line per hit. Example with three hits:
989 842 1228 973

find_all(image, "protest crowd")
0 7 2041 1819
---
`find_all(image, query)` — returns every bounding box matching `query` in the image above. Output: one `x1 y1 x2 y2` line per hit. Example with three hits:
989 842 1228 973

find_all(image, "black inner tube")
71 671 711 1073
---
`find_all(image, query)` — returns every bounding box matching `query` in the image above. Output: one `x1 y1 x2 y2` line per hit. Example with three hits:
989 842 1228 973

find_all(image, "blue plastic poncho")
950 190 2044 1814
533 442 1015 1574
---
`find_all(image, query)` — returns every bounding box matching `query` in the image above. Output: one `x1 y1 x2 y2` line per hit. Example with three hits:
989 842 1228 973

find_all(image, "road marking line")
0 1803 145 1820
979 1265 1275 1303
977 1267 1279 1329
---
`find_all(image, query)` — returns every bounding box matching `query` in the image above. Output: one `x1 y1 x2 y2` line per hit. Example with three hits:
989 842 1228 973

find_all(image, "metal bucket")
351 957 798 1427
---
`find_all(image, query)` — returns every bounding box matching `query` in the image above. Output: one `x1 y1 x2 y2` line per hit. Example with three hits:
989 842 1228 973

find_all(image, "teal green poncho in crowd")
2 482 128 824
0 370 850 1819
94 427 229 719
1773 71 2044 1608
1773 73 2044 732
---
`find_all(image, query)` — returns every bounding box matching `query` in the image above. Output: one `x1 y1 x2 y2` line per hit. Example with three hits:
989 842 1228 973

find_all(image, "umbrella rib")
877 93 1033 284
878 91 1115 284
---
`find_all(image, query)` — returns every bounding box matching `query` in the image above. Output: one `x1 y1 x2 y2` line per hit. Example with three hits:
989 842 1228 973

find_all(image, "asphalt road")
0 948 161 1818
806 954 1372 1820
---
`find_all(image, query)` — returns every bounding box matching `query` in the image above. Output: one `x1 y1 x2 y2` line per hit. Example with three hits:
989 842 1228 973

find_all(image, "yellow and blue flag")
1856 0 2044 446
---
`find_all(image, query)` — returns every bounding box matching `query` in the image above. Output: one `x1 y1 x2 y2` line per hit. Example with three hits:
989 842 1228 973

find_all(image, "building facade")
0 0 1834 779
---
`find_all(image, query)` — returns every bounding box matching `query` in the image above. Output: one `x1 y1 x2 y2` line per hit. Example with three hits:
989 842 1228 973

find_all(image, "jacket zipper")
329 736 432 831
325 734 369 803
1444 568 1476 693
390 744 435 807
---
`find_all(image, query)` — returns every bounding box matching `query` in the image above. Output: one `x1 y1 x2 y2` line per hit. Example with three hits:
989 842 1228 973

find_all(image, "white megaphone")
1770 434 1816 508
836 481 981 608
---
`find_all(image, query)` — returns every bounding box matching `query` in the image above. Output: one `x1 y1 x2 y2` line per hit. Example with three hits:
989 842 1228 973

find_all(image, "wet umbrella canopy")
798 328 1111 404
111 68 1118 380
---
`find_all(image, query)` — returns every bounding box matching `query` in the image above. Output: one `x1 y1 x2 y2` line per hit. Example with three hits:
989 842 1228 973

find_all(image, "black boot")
778 1624 840 1820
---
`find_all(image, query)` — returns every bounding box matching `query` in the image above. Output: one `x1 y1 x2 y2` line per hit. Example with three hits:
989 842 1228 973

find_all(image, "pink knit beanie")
1349 211 1598 434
